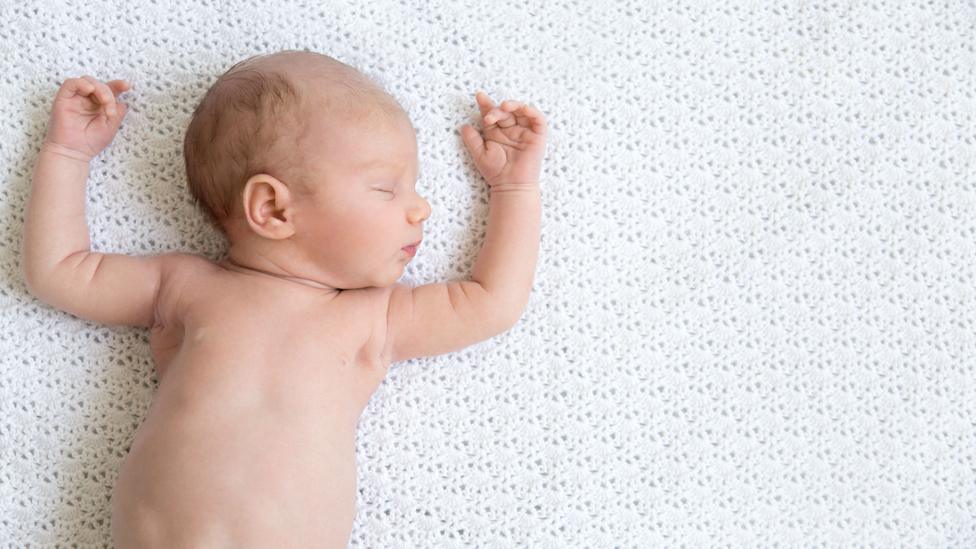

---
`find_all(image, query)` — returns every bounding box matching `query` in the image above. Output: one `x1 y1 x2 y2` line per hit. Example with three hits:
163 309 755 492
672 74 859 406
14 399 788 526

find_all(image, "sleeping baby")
22 49 546 548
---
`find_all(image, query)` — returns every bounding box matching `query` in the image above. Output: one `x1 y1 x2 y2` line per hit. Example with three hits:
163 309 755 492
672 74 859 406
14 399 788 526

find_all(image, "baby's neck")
218 256 340 292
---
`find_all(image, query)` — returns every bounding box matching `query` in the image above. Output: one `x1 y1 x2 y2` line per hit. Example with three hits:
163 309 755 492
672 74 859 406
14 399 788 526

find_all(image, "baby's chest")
149 321 388 426
160 298 388 391
151 264 391 387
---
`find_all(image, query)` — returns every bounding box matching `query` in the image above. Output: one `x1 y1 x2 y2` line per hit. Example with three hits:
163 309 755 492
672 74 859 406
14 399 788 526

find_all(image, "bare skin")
109 255 393 547
23 52 545 548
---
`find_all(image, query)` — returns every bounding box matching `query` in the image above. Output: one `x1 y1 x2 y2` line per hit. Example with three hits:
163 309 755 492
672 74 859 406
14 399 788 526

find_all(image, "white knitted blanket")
2 1 974 546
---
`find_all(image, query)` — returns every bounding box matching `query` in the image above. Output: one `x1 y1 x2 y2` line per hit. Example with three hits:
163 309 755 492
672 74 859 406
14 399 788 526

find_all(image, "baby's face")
292 113 432 289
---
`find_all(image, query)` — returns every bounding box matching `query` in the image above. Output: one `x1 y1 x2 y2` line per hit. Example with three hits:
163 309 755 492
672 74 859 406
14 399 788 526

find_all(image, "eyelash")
375 180 418 195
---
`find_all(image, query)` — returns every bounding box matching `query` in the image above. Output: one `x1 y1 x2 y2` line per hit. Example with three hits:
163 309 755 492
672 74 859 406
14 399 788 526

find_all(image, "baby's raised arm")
382 92 546 363
23 75 191 328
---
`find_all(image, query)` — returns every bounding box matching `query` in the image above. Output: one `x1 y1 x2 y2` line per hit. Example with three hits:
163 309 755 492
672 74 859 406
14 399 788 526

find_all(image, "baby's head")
184 49 431 289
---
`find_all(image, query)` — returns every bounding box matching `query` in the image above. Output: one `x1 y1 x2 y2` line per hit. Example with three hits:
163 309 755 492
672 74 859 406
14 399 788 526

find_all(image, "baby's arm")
23 76 184 329
382 92 546 363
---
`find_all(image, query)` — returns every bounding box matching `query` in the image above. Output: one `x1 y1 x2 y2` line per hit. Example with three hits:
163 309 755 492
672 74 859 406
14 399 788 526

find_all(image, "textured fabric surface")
2 1 975 547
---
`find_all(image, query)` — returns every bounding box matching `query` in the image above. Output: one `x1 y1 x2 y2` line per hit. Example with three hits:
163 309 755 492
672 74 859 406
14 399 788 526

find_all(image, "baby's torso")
111 255 393 548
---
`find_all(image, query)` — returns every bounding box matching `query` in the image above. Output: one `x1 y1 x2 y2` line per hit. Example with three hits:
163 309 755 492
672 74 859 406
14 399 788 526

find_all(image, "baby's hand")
42 76 131 162
460 91 547 188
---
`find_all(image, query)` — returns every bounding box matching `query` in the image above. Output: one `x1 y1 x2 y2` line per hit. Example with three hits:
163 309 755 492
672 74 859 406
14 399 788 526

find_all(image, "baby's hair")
183 49 404 238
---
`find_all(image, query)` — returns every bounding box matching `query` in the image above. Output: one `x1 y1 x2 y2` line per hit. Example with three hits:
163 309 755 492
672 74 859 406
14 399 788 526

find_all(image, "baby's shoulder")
163 251 217 272
159 252 220 290
352 284 399 366
152 252 218 326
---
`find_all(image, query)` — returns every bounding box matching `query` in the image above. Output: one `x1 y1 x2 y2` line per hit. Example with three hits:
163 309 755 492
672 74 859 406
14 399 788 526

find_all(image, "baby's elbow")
496 306 527 333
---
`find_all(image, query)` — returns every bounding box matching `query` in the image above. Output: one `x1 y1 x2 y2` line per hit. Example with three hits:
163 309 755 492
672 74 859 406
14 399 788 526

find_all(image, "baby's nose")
412 198 431 222
410 208 429 224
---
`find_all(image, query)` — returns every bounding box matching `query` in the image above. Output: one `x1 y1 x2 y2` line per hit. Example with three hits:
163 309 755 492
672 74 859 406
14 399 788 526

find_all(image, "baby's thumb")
111 103 129 127
459 124 484 158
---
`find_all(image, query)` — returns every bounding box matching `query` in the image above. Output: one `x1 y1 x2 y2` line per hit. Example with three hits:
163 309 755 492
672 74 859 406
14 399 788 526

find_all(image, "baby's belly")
110 356 374 548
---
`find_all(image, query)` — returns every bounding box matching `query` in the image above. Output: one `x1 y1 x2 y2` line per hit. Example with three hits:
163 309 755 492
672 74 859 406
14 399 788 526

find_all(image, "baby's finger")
474 90 496 117
500 99 522 112
108 79 132 95
512 102 547 135
483 107 512 126
459 123 486 156
80 75 117 117
58 77 95 100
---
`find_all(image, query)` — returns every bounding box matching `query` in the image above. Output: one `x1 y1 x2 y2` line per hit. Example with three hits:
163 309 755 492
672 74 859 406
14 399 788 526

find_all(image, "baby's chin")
378 262 411 288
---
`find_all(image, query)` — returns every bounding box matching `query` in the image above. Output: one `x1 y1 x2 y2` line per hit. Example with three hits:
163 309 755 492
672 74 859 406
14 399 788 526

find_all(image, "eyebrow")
358 159 391 170
359 160 419 180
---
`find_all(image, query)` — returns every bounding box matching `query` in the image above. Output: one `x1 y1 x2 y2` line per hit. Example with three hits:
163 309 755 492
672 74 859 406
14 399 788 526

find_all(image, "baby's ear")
241 173 297 240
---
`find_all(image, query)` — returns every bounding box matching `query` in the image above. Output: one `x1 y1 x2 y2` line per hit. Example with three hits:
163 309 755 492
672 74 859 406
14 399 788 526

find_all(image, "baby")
22 50 545 548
